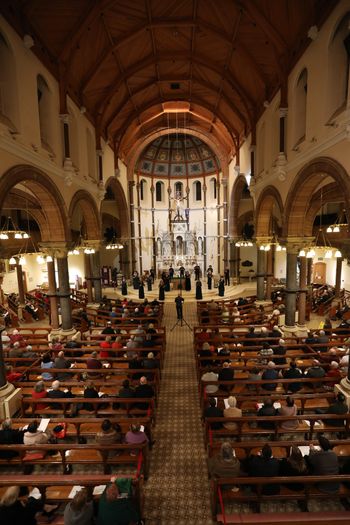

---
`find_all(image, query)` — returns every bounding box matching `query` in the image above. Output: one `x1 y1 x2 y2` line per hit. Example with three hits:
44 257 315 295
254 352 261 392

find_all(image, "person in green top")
97 477 141 525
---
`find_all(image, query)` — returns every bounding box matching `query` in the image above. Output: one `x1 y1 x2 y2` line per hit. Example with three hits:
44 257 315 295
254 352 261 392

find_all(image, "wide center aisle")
143 301 214 524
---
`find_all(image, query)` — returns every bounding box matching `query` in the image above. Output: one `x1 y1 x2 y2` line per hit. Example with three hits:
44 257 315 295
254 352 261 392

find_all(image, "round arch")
255 185 284 238
0 165 69 241
284 157 350 237
229 175 252 238
126 127 229 181
68 190 101 240
103 177 130 239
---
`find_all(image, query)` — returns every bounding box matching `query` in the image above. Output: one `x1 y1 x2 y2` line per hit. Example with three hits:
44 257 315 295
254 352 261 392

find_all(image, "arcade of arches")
1 1 350 521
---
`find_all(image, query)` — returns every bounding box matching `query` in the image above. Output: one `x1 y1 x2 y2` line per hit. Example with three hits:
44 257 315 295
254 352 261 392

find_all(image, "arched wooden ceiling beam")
94 52 254 127
237 1 287 54
80 17 270 93
112 98 237 157
104 76 248 134
58 0 117 62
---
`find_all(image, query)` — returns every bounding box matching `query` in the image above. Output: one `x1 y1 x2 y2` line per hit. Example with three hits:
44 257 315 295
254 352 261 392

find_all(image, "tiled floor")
143 301 215 524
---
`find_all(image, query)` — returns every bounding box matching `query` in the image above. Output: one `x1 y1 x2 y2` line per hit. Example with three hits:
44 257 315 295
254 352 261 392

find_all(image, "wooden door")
313 262 326 285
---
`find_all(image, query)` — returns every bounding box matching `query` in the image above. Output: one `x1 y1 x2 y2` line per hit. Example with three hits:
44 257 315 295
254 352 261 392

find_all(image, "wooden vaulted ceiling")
1 0 338 161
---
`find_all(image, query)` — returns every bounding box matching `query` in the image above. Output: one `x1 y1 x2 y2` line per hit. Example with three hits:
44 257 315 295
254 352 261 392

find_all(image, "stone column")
91 250 102 304
298 254 307 327
265 246 273 301
16 259 25 305
203 182 207 272
222 178 229 271
0 325 16 418
335 257 343 298
84 254 94 303
285 243 299 327
150 184 156 272
47 258 60 331
56 250 74 335
256 245 266 301
128 181 137 272
216 179 221 273
136 180 142 274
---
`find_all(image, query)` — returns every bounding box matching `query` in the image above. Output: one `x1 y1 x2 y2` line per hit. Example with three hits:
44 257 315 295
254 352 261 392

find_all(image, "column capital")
285 237 314 253
59 113 71 124
255 236 272 247
279 107 288 118
39 242 72 258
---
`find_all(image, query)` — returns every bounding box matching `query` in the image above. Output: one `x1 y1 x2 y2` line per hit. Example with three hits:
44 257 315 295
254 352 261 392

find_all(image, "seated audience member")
283 361 303 392
269 325 283 340
198 341 213 367
87 351 103 377
100 336 112 358
64 488 94 525
246 443 280 494
5 365 23 383
316 329 329 352
0 419 24 459
54 350 71 381
273 339 287 365
40 353 54 381
0 485 42 525
47 380 72 410
9 342 23 358
325 361 342 387
280 445 308 490
101 321 115 336
244 326 257 348
279 396 298 430
111 336 123 350
257 398 278 429
23 420 51 452
203 397 223 430
218 361 234 391
201 368 219 394
118 379 135 398
97 476 141 525
125 423 149 455
142 351 159 373
261 361 279 391
31 380 48 411
305 359 326 387
96 419 122 445
223 396 242 430
9 329 26 347
208 442 241 485
83 381 99 411
134 376 154 409
316 392 348 427
306 436 339 493
259 342 274 363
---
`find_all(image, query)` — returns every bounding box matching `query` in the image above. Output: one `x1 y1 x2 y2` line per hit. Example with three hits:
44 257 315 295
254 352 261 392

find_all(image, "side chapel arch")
229 175 253 238
68 190 101 240
255 185 284 239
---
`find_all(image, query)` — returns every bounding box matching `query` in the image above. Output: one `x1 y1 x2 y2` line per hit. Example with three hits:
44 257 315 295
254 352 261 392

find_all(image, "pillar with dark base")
0 325 17 418
91 251 102 304
84 254 94 303
256 247 266 301
335 257 343 298
298 255 307 327
285 247 298 327
56 254 74 335
47 258 59 331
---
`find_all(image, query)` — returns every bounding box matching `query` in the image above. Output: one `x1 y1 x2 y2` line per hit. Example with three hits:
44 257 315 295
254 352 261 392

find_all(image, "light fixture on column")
106 237 124 250
235 237 253 247
326 207 348 233
68 233 96 255
0 216 30 239
259 233 286 252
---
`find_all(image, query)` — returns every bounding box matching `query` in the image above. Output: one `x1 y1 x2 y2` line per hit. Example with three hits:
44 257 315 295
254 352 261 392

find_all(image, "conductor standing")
175 293 185 320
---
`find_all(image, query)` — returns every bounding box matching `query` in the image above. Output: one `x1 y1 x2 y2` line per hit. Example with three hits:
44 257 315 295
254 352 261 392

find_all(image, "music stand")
171 292 192 331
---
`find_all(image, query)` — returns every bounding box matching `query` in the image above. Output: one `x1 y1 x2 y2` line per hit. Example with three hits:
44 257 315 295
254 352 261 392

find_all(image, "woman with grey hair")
208 442 241 490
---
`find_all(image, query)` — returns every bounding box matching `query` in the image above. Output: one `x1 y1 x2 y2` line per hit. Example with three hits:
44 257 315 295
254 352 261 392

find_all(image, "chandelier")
68 234 96 255
0 216 30 239
106 237 124 250
235 239 253 247
299 229 342 258
259 233 286 252
326 208 348 233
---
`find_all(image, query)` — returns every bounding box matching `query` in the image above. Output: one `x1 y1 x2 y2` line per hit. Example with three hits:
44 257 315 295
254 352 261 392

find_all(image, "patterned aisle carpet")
143 301 214 524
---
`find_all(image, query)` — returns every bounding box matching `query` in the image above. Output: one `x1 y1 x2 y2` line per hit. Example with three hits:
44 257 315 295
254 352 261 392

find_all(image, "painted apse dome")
137 134 220 178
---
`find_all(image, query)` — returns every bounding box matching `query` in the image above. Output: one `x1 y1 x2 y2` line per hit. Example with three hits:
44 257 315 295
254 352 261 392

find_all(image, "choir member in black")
159 279 165 301
121 277 128 296
196 280 203 300
132 270 140 289
224 267 230 285
147 274 152 291
179 266 185 278
138 280 145 299
185 271 191 291
218 276 225 297
150 268 155 283
207 269 213 290
175 293 184 319
163 274 170 292
169 266 174 280
194 264 200 280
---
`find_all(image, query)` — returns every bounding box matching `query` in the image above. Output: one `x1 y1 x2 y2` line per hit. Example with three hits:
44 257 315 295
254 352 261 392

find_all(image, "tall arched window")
0 32 19 130
211 177 217 199
37 74 53 149
174 181 183 197
86 128 96 180
327 13 350 118
140 179 146 201
294 68 308 145
193 180 202 201
155 181 163 202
